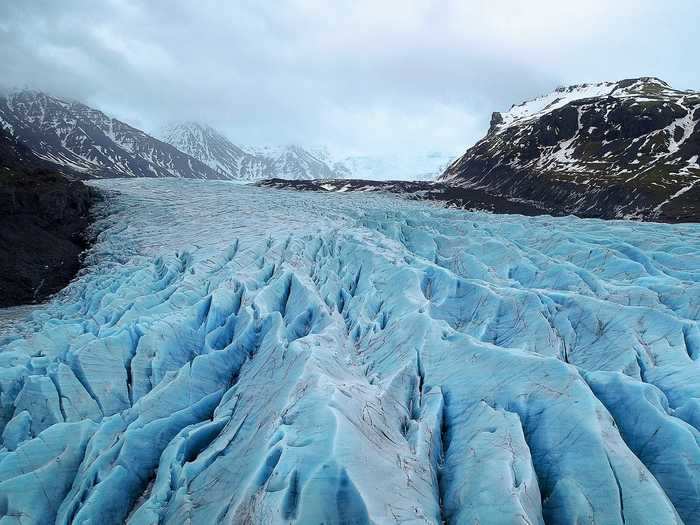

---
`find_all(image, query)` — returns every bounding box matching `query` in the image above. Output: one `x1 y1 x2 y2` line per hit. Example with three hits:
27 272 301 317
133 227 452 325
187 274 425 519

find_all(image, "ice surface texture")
1 179 700 524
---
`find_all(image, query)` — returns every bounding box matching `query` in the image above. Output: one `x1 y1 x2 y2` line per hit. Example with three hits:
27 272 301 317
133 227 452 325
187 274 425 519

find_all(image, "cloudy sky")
1 0 698 158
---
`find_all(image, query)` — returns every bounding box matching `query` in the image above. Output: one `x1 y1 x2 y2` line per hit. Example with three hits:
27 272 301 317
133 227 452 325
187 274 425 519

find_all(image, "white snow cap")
493 77 673 132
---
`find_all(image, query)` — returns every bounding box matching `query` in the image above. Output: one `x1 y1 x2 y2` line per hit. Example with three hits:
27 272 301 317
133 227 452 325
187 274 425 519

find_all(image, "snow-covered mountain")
312 147 454 181
442 77 700 221
0 90 223 179
0 89 452 184
242 143 347 180
161 122 347 180
160 122 268 180
340 152 453 181
268 145 345 180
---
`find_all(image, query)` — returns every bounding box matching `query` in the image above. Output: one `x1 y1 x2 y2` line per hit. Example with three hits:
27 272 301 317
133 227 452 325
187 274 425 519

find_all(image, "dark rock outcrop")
0 129 98 306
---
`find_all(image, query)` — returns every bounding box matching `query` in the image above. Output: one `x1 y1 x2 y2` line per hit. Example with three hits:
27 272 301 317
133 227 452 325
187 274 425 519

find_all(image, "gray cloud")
1 0 698 156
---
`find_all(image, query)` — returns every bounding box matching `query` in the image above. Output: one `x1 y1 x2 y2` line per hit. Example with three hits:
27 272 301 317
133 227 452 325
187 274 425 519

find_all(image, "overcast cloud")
1 0 698 156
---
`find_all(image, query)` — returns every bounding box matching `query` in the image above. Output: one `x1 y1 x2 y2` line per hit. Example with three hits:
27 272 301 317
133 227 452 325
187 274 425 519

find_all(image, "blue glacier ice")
1 178 699 524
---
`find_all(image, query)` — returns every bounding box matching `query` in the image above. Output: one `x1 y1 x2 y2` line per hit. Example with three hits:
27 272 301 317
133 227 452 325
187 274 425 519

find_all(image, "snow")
546 106 582 166
494 77 685 133
665 99 698 155
163 126 344 181
319 150 456 181
498 81 617 130
1 178 700 524
242 143 288 158
0 91 224 180
0 115 14 135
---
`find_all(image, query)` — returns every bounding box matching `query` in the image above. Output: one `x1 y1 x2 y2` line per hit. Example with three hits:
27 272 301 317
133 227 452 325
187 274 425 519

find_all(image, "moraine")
1 178 700 524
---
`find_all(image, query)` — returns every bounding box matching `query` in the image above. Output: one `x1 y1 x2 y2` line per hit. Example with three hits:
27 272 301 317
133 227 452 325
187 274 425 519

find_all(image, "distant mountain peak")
0 89 223 180
161 122 347 181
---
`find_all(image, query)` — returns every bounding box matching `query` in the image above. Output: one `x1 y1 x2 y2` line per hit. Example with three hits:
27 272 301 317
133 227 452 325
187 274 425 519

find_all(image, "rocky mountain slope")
442 77 700 221
0 127 97 306
162 122 346 180
0 90 224 179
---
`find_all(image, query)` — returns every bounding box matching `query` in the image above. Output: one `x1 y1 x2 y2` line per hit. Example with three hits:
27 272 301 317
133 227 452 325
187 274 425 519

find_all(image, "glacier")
1 178 699 524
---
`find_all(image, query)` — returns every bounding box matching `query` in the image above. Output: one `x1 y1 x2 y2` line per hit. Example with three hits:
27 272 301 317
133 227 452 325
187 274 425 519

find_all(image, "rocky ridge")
441 77 700 221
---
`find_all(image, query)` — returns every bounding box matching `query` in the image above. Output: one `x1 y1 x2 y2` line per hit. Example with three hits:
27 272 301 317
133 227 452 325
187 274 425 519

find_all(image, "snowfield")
1 179 700 524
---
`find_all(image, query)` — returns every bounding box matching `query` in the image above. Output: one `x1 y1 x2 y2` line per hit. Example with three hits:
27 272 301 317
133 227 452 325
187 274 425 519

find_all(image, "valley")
1 179 699 523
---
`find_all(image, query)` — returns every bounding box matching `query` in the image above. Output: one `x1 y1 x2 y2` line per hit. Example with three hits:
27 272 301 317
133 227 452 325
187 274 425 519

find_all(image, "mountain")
268 144 343 180
339 152 453 181
0 119 76 177
310 146 454 181
160 122 269 180
441 77 700 221
161 122 346 180
0 90 223 179
241 143 344 180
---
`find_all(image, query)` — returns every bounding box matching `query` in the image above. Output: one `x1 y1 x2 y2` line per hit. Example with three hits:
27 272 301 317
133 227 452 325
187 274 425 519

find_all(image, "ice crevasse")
1 179 700 524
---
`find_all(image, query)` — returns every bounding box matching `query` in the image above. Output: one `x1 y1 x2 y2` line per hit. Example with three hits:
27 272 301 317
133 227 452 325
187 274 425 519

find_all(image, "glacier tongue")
1 179 699 524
